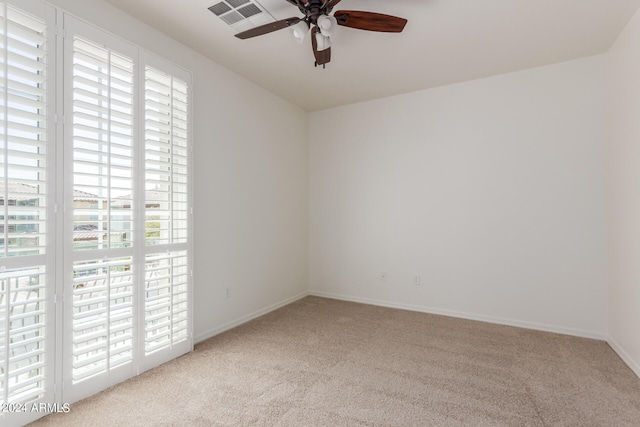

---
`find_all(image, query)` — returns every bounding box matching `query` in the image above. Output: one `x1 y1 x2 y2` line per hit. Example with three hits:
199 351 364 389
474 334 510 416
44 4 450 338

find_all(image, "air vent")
207 0 274 33
208 2 231 16
221 11 244 25
238 4 261 18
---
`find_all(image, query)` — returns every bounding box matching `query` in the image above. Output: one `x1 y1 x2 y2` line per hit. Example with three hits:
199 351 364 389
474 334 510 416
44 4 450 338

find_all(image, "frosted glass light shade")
315 32 331 51
290 20 310 44
317 15 336 36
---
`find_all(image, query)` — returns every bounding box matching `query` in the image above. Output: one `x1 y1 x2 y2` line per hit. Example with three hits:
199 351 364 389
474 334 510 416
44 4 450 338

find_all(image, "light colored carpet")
31 296 640 426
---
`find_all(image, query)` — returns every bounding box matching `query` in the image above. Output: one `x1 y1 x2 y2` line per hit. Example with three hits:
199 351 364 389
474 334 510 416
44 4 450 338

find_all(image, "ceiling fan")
234 0 407 68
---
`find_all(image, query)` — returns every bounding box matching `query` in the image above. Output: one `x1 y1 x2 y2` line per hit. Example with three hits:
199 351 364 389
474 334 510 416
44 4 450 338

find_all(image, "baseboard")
608 336 640 380
194 291 309 343
193 290 638 378
309 290 607 341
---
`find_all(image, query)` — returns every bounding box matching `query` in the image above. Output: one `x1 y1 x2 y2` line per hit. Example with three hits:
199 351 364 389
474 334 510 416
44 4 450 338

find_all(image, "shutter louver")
0 266 47 404
0 6 193 418
72 37 134 251
69 34 136 387
0 4 48 259
144 250 188 355
144 67 188 246
0 2 50 416
72 257 133 383
143 65 189 356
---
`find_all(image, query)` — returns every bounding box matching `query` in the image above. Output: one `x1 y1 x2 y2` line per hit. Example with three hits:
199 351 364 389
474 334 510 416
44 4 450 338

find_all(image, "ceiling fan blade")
235 17 301 40
334 10 407 33
311 27 331 66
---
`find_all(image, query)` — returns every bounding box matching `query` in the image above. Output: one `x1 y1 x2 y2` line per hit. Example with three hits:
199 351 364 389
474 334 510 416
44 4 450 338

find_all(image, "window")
62 16 192 404
63 24 138 401
1 4 192 425
71 36 135 252
0 1 55 426
143 64 190 358
0 3 48 258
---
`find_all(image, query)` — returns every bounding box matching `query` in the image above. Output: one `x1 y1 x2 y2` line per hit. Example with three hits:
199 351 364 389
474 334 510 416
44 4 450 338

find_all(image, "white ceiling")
103 0 640 111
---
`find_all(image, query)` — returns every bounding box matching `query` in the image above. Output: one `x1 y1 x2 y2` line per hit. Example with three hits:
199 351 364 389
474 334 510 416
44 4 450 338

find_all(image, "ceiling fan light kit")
233 0 407 68
317 14 336 36
315 31 331 50
290 20 310 43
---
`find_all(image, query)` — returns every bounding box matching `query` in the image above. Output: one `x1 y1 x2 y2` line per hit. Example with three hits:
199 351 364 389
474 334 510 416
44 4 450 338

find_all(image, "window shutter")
0 265 47 404
66 28 137 399
0 2 52 421
144 250 188 354
64 21 191 401
0 4 48 258
1 6 192 420
143 65 190 358
71 257 134 382
144 67 188 246
72 37 134 251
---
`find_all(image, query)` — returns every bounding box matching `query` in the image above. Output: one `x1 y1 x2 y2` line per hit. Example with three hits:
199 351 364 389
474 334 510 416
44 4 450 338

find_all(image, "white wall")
608 8 640 377
45 0 620 353
309 56 609 338
48 0 309 342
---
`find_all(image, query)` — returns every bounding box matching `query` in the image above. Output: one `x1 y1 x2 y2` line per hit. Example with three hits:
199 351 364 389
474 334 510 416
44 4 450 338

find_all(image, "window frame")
0 1 56 426
61 15 193 404
0 4 193 424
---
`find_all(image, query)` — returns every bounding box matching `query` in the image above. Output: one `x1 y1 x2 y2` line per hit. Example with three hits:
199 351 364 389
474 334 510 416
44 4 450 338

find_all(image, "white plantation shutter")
63 19 191 401
71 257 133 382
72 37 134 251
142 60 191 367
2 6 192 423
0 4 47 258
0 265 47 396
63 18 139 403
144 67 188 246
144 251 188 354
0 1 54 426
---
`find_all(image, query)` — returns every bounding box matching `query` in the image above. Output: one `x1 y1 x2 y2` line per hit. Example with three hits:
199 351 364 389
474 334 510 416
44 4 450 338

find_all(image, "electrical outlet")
225 287 231 299
412 275 421 286
379 272 387 282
